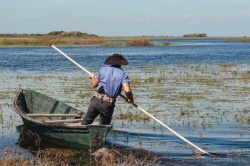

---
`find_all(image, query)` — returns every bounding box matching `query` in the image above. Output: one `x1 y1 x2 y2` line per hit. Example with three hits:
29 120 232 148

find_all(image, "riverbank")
0 35 249 47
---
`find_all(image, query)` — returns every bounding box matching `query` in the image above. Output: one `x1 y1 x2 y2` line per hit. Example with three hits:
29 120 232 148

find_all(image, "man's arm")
122 82 134 103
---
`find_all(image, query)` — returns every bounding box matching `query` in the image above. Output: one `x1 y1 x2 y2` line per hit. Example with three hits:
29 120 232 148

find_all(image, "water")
1 39 250 165
1 40 250 72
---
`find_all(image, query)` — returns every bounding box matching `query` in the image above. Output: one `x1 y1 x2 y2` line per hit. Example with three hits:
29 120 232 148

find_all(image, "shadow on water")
16 125 94 165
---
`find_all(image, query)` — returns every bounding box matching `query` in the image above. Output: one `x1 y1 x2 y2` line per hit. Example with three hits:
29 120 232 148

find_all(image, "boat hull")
14 89 112 150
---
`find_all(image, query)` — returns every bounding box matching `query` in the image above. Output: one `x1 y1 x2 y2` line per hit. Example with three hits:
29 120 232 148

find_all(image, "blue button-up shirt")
96 65 129 98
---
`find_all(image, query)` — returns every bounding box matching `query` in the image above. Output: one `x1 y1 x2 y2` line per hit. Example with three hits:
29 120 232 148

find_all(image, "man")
81 54 134 125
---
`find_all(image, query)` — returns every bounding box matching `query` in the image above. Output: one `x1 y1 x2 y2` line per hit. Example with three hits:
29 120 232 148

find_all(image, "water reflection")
16 125 94 165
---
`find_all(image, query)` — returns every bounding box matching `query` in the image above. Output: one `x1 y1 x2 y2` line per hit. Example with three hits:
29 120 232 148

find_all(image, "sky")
0 0 249 37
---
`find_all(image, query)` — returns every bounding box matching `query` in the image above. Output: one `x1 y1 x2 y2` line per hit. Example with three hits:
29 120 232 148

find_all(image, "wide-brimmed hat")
104 54 128 65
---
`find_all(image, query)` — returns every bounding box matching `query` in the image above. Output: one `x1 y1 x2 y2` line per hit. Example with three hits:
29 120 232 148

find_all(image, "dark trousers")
81 97 115 125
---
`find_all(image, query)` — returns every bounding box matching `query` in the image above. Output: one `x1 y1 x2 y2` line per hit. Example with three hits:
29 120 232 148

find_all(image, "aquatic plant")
115 111 150 122
126 38 153 46
93 147 160 166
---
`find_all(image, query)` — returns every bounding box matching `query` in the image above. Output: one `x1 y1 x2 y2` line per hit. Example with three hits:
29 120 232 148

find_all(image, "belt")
94 92 113 103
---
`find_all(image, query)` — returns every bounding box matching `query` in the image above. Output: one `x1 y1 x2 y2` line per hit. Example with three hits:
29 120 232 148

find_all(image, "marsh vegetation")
1 62 250 165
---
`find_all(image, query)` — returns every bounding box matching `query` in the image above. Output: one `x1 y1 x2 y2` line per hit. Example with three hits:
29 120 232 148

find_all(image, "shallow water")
0 40 250 165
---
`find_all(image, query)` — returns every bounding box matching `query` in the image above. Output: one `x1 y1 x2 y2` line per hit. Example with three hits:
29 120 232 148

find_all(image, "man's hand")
89 73 98 88
126 98 134 104
89 73 95 79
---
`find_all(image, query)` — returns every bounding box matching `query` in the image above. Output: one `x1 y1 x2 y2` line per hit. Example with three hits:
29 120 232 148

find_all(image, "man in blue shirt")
81 54 134 125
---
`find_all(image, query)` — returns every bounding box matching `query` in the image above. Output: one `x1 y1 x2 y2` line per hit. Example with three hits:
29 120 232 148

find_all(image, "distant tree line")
47 31 99 38
183 33 207 37
0 33 43 37
0 31 99 38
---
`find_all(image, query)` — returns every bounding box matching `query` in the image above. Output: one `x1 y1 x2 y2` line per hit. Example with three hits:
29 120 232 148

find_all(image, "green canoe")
13 89 112 150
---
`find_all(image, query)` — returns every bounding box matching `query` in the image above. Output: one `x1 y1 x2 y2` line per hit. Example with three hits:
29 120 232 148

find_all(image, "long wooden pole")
51 45 91 75
119 94 210 155
51 45 211 155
